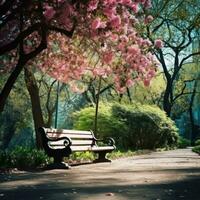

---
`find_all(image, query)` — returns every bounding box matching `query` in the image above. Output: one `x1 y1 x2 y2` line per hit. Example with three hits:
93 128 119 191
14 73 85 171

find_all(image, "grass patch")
192 145 200 155
64 149 155 164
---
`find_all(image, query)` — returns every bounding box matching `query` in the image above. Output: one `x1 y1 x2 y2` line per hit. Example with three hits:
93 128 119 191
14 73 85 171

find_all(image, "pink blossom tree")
36 0 160 134
0 0 160 146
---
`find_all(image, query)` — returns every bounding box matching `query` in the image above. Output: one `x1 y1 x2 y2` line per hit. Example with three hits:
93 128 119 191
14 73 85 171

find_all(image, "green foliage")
73 103 125 138
192 145 200 154
68 152 95 163
111 103 179 150
0 150 11 168
8 128 35 150
177 137 191 148
0 147 51 170
73 102 179 150
130 73 165 106
194 139 200 146
0 72 33 149
67 150 152 163
107 150 136 159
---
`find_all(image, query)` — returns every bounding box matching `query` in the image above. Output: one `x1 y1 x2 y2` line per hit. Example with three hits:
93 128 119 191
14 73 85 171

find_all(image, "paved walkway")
0 148 200 200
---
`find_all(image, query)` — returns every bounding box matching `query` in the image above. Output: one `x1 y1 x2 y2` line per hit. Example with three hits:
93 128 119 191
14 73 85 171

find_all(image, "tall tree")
147 0 200 116
24 67 45 148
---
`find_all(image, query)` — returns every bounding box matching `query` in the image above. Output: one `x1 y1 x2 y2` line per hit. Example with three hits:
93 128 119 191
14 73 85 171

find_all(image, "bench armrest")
47 137 72 148
96 137 115 146
39 127 72 149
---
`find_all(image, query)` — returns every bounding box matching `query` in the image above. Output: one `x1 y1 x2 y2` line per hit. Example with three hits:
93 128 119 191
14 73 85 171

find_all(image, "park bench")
39 127 116 168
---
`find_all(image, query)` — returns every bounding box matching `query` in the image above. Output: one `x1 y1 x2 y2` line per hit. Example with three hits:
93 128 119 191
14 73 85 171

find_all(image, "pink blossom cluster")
39 0 161 93
38 34 89 86
154 39 164 49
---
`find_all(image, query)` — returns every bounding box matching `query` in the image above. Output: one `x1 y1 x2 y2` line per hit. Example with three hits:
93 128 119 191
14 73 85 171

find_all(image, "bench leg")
54 156 63 164
93 151 111 163
46 156 70 169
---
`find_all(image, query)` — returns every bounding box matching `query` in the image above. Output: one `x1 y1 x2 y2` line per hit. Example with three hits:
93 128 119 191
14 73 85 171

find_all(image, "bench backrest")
42 128 96 149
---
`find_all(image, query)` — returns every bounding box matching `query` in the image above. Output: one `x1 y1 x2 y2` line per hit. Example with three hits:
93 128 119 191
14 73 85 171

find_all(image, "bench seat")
39 127 116 167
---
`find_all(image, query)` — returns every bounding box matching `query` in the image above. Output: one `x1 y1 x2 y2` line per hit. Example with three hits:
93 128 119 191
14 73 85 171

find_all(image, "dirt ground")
0 148 200 200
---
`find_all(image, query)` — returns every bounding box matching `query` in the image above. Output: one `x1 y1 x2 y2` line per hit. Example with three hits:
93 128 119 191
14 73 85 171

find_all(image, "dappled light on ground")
0 149 200 200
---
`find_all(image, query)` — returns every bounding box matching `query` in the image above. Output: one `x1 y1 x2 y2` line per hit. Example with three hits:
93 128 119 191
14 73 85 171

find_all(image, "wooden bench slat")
71 146 115 152
46 129 92 135
49 140 94 146
71 146 93 151
72 140 94 145
91 146 115 151
47 133 94 139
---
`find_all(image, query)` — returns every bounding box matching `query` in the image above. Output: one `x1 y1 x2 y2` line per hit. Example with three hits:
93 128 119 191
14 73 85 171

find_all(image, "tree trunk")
0 59 25 112
24 67 44 149
163 81 172 117
189 80 197 145
94 77 102 137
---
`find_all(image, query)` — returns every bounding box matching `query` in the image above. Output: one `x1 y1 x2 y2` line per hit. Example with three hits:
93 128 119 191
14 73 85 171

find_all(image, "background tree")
147 0 200 117
0 72 32 149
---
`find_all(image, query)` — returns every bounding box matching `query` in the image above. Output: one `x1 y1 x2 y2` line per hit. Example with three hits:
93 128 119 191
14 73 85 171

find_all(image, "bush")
73 103 126 138
192 145 200 154
178 137 191 148
0 150 11 168
194 139 200 146
73 102 179 150
0 147 51 170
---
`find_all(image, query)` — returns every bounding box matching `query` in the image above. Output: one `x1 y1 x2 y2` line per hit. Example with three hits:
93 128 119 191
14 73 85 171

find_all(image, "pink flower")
110 15 121 29
44 6 55 21
111 33 119 42
143 79 150 87
117 42 125 51
91 18 101 29
147 69 156 78
128 45 140 55
91 18 106 29
103 7 116 19
103 51 114 64
122 0 132 5
130 3 139 13
120 35 129 43
103 0 116 5
142 39 152 46
144 0 152 8
126 79 134 87
93 67 106 77
144 15 154 24
88 0 99 11
154 39 164 49
117 86 126 94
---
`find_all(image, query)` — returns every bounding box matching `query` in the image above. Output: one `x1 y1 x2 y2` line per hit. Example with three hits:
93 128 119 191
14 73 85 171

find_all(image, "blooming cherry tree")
0 0 162 143
39 0 160 94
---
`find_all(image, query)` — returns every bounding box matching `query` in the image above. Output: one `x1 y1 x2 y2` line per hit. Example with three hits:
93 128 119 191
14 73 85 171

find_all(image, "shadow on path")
0 149 200 200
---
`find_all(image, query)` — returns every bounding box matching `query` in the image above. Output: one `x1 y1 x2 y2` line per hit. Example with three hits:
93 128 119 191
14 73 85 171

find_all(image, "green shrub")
194 139 200 146
178 137 191 148
192 145 200 154
0 147 51 170
0 150 11 168
111 103 179 150
73 103 126 138
73 102 179 150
